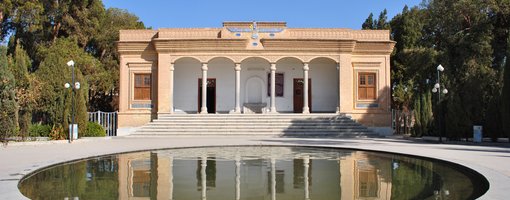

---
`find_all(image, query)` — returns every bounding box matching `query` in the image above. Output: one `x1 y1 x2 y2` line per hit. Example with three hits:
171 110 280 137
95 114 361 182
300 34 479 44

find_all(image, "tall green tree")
87 8 145 111
35 38 89 136
362 13 375 30
376 9 390 30
0 46 18 142
7 42 39 138
502 35 510 140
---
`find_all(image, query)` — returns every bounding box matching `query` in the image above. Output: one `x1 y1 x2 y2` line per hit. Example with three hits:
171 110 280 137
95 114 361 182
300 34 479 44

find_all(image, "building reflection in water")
115 147 395 200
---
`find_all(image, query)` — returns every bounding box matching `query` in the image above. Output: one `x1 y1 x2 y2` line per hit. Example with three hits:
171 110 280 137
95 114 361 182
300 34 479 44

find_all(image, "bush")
28 124 52 137
49 124 66 140
84 122 106 137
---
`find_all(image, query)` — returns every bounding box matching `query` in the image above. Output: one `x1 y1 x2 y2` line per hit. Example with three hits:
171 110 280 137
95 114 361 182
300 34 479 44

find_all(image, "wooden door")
293 79 311 113
198 78 216 113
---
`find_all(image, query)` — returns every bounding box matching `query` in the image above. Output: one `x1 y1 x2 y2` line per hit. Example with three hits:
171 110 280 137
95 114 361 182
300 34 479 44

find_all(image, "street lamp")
432 64 448 143
64 60 80 143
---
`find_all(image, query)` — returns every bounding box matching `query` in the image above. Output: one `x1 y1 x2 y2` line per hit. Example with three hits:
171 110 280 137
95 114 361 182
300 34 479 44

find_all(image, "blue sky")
102 0 423 29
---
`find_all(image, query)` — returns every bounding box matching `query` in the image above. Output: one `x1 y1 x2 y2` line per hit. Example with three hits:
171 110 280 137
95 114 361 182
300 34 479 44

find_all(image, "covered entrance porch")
170 56 340 114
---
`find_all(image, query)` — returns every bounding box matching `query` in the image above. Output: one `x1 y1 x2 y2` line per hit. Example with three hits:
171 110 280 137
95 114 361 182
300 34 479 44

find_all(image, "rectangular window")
134 74 151 100
358 73 376 100
267 73 284 97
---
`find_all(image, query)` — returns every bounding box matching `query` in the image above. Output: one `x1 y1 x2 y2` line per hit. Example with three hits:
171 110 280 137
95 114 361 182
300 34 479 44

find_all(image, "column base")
200 107 208 114
336 107 341 114
232 107 241 114
302 107 310 114
269 107 277 114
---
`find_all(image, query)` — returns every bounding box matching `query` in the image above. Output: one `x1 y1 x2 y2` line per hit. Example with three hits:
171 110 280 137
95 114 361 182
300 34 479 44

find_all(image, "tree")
35 38 89 136
87 8 145 111
7 42 39 139
0 46 18 143
502 35 510 141
376 9 390 30
362 13 375 30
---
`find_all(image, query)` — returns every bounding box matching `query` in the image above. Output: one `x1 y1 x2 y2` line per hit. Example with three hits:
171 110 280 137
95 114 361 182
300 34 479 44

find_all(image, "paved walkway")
1 136 509 199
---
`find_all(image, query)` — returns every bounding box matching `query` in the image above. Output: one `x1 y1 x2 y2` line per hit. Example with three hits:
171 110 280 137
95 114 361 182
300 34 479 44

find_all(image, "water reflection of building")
116 147 393 200
339 151 392 200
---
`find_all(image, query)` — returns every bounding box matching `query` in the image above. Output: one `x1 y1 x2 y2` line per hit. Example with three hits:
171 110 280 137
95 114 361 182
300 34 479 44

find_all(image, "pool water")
19 146 488 200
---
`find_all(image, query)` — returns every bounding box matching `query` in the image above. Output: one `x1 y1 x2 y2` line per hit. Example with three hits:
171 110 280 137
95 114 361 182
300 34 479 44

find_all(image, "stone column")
201 63 208 114
157 53 172 114
270 158 276 200
270 63 277 113
303 63 310 114
235 156 241 200
234 63 241 113
336 62 341 114
304 156 310 200
118 55 128 112
201 156 207 200
169 63 175 114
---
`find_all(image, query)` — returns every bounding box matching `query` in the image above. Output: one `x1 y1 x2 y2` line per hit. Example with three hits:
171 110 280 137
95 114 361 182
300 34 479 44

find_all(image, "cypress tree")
362 13 375 30
502 36 510 141
413 96 422 137
0 46 18 143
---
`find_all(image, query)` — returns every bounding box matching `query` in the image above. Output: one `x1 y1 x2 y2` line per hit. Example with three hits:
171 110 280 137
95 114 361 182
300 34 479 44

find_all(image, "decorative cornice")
261 39 356 53
353 41 396 54
117 41 155 54
152 39 246 53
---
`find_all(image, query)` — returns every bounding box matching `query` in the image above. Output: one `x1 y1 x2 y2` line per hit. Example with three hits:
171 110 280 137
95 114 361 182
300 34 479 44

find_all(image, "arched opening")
241 57 271 113
207 57 235 113
309 57 339 113
173 57 201 113
275 57 305 113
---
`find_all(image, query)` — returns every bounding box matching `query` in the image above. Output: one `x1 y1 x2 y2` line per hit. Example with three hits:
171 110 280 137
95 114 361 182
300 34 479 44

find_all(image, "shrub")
49 124 66 140
84 122 106 137
28 124 52 137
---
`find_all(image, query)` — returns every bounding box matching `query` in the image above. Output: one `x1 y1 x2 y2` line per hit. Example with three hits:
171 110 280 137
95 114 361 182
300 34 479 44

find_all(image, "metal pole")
71 64 75 143
438 70 442 143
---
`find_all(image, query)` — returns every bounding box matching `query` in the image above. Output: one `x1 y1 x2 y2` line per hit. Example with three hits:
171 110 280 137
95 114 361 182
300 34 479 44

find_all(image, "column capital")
235 63 241 71
169 63 175 71
303 63 309 71
270 63 276 71
201 63 208 71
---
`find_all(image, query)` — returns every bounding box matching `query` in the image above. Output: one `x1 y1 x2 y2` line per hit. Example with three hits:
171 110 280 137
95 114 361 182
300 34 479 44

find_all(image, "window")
267 73 284 97
134 74 151 100
358 73 376 100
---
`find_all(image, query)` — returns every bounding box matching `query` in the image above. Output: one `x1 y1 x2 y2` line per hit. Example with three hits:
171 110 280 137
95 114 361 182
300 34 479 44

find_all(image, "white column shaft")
234 64 241 113
201 156 207 200
169 64 175 114
303 63 310 114
201 63 208 114
270 64 277 113
271 158 276 200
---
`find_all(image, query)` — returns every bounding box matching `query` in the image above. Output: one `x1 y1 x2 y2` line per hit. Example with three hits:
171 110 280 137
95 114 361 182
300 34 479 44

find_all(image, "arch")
244 76 266 104
240 56 271 65
207 56 236 64
308 56 339 113
306 56 339 63
275 56 304 64
173 56 202 64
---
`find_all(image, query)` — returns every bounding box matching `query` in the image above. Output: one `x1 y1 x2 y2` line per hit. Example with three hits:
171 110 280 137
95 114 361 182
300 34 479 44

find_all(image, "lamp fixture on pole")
432 64 448 143
64 60 80 143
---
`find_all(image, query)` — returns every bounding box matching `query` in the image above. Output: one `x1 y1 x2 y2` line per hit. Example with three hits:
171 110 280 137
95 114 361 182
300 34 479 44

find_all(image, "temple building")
117 21 394 134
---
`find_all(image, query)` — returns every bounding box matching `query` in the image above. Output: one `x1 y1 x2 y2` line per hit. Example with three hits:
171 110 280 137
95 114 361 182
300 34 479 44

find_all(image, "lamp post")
432 64 448 143
64 60 80 143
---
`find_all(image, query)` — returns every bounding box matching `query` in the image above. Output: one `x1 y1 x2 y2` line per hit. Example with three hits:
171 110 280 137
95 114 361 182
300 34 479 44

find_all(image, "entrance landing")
131 114 378 137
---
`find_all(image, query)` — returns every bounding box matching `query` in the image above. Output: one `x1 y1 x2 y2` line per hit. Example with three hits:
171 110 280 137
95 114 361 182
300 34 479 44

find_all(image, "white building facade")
117 22 395 133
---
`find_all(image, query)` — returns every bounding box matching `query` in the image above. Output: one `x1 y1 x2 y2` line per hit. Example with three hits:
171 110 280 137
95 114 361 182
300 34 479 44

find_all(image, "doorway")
198 78 216 113
293 78 311 113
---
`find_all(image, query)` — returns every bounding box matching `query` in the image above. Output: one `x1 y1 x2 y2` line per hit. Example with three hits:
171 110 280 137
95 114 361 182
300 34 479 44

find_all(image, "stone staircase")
130 114 378 138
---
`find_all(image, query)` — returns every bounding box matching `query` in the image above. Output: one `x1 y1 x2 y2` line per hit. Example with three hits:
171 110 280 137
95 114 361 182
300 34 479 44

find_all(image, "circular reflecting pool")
19 146 488 200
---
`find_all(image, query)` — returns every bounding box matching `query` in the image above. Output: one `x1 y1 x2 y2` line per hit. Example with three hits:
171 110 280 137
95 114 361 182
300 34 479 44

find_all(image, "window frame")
357 72 377 100
133 73 152 101
267 72 284 97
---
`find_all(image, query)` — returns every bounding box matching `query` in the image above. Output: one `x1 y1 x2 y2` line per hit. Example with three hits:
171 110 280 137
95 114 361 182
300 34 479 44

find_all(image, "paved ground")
1 136 509 200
